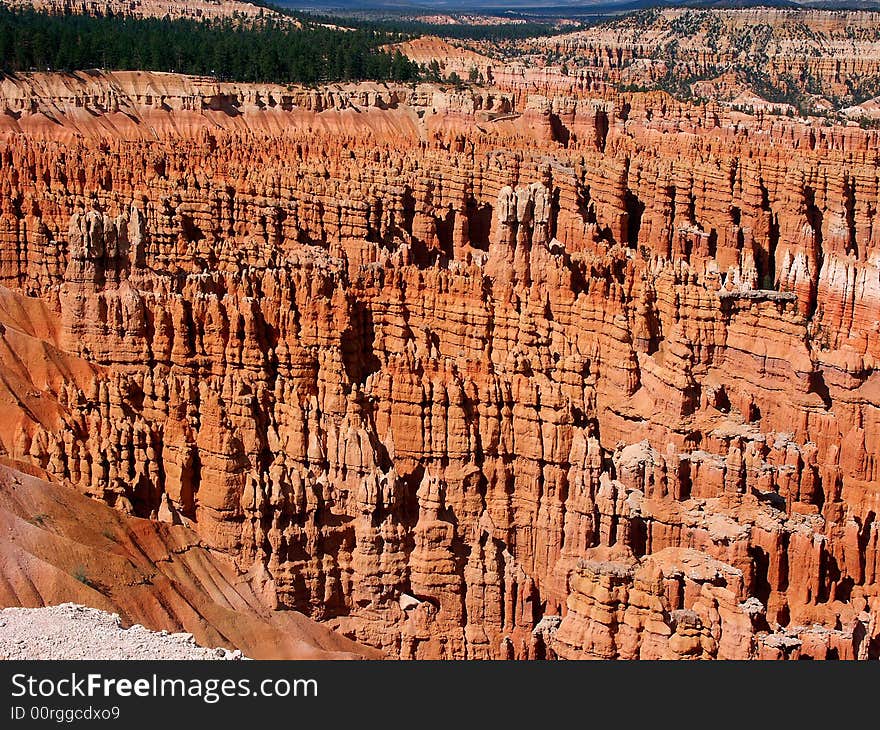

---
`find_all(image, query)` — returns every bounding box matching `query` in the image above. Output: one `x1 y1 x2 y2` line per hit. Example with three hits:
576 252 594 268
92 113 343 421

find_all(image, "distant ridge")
281 0 879 15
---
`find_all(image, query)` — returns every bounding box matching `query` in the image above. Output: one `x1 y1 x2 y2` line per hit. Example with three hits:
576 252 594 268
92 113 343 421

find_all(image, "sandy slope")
0 462 380 659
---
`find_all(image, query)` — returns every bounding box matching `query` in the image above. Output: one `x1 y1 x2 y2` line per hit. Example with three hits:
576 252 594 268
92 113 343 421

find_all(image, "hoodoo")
0 4 878 662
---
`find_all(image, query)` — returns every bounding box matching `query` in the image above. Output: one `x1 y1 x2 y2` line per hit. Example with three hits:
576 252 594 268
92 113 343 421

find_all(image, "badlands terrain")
0 4 878 660
2 0 294 23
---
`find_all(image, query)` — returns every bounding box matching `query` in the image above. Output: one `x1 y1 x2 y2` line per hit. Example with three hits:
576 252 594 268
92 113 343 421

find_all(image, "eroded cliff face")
3 0 294 23
436 9 880 119
0 71 878 659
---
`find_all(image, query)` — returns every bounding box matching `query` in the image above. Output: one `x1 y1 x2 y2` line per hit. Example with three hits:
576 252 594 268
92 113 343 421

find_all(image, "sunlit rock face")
0 70 877 660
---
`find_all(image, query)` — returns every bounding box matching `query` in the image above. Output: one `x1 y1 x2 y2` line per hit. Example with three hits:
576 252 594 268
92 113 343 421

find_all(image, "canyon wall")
448 9 880 117
0 71 877 659
0 461 377 659
2 0 293 23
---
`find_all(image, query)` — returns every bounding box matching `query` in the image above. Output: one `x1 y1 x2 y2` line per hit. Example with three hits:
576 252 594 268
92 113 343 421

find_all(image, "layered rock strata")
449 9 880 113
2 0 294 24
0 71 877 659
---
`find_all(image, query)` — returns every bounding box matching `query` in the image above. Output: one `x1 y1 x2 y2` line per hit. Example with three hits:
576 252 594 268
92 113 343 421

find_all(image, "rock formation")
0 67 877 660
0 462 378 659
3 0 294 24
442 9 880 116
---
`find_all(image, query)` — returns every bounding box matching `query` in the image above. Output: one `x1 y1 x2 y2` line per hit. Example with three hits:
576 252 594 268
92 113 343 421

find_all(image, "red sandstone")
0 66 876 659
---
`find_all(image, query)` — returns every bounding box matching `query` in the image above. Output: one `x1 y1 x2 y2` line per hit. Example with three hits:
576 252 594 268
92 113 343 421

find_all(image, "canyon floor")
0 5 878 661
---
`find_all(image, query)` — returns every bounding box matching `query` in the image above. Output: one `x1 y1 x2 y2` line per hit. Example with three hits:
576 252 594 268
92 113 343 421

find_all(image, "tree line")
0 8 421 84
